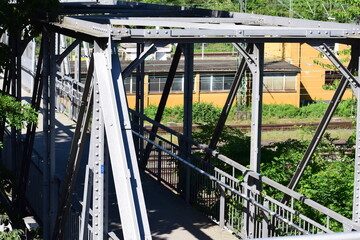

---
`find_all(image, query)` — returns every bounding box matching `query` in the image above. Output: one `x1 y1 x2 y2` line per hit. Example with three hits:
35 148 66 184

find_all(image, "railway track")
146 121 354 133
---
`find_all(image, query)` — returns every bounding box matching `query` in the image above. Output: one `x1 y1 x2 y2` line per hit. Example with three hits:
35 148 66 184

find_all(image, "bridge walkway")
20 84 237 239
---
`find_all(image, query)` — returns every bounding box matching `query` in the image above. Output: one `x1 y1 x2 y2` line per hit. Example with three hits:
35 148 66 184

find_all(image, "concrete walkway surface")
15 83 238 239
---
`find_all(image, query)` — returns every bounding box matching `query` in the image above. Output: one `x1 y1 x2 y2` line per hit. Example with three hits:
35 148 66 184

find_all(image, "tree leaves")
0 93 38 130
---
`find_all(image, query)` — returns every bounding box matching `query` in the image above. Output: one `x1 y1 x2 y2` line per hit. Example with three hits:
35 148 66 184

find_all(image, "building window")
148 74 188 93
323 70 348 90
200 73 234 92
263 72 296 91
124 75 136 94
325 70 342 85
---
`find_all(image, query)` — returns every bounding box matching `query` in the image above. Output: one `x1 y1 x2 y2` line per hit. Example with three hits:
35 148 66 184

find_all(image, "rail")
130 109 360 238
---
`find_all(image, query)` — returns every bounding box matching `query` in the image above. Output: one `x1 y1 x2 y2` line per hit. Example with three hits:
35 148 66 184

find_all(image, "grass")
259 129 353 143
155 125 354 145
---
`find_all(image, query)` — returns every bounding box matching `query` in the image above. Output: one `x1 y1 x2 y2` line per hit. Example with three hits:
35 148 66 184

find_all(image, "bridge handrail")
132 130 310 234
129 109 360 231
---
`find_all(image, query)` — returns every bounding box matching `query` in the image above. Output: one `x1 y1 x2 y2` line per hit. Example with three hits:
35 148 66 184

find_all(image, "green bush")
262 104 300 118
192 102 221 123
300 101 328 118
144 105 158 119
336 98 356 117
144 102 221 123
143 98 356 124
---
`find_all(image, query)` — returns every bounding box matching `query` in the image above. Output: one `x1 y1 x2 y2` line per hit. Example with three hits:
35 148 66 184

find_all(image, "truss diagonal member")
16 35 45 209
313 43 360 90
282 44 359 204
141 45 182 168
234 43 256 72
94 41 151 239
52 55 94 240
203 44 250 162
122 43 158 79
55 39 81 66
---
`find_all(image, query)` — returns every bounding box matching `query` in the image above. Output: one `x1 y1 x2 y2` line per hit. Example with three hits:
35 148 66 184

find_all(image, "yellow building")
125 57 301 108
124 43 353 109
265 43 353 105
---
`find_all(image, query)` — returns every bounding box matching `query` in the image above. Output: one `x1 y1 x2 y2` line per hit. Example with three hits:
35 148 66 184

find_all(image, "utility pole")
239 0 246 12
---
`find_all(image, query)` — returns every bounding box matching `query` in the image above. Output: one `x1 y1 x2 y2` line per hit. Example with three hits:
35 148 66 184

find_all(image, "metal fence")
130 109 360 239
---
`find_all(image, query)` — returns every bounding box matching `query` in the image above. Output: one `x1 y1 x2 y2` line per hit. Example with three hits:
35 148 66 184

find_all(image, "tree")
136 0 359 23
0 0 58 237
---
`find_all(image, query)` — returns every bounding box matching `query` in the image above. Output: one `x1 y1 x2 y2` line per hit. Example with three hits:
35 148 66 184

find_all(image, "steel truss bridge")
1 0 360 239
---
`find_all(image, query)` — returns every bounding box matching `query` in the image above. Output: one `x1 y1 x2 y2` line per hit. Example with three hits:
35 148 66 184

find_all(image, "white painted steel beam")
92 72 105 239
94 39 151 240
53 16 360 41
352 51 360 223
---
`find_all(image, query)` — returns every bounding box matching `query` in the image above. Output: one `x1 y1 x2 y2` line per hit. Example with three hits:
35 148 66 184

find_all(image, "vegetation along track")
147 121 354 133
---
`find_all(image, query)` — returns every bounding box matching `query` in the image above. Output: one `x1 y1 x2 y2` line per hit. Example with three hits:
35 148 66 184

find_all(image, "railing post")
157 141 162 182
219 176 226 229
186 161 191 205
262 201 269 238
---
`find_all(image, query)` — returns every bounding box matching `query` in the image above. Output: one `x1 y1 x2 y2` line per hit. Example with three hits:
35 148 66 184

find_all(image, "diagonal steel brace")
141 45 182 168
282 43 359 204
203 44 251 161
122 43 158 79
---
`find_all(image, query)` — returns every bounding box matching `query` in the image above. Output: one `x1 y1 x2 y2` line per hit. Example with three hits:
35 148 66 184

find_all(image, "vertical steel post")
10 33 17 198
92 66 105 239
219 176 226 229
246 42 264 239
103 141 110 236
353 52 360 223
182 43 194 204
135 43 145 159
157 141 162 182
13 33 22 202
79 165 93 240
94 39 152 239
60 35 70 76
182 45 194 148
249 43 264 174
42 26 51 240
49 30 57 235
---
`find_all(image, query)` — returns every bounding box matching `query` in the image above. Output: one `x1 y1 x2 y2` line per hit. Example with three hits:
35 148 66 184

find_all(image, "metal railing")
130 109 360 238
55 74 84 121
